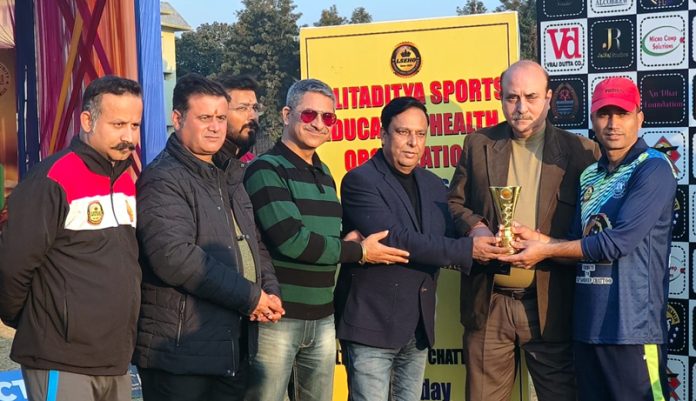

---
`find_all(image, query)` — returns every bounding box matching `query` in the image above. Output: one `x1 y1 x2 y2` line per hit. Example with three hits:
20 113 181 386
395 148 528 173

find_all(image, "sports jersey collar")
597 137 648 172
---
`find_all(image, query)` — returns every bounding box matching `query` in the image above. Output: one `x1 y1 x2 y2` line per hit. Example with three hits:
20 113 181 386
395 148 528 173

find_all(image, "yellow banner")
300 13 525 401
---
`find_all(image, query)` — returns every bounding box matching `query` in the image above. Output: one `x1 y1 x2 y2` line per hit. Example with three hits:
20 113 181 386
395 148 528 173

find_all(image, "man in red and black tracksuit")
0 76 143 401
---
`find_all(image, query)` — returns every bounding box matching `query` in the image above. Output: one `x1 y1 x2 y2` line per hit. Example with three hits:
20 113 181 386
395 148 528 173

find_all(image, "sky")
166 0 501 29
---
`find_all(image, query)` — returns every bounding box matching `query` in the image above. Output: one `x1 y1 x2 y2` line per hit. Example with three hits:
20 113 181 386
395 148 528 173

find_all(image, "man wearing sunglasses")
215 73 262 162
335 97 507 401
243 78 410 401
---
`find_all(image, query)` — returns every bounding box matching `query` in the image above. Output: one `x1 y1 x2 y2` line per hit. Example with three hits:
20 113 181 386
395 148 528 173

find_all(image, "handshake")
470 220 550 270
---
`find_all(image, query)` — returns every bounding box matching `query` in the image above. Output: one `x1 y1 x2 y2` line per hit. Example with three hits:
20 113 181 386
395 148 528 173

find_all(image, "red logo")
548 27 582 59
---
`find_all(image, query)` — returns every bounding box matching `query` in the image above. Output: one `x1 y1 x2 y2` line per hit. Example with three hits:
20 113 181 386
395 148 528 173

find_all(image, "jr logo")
603 28 621 51
548 27 582 59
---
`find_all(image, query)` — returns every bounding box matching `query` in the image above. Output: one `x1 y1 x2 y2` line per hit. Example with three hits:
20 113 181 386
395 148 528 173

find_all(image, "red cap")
591 77 640 113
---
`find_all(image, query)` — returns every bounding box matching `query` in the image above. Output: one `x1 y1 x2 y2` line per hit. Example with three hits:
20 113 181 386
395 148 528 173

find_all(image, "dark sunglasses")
295 109 338 126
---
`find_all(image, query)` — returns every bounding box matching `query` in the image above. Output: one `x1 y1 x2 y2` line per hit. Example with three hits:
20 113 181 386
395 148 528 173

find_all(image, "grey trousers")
463 292 576 401
22 367 131 401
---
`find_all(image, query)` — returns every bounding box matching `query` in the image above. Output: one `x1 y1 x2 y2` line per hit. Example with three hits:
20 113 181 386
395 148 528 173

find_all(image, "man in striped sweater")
243 78 409 401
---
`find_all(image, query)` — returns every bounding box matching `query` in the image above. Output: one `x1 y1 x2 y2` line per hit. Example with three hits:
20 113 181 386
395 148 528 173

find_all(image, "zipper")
175 296 187 346
110 169 119 223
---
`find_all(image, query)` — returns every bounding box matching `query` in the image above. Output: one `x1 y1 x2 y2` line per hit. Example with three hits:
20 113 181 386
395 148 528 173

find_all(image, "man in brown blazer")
448 60 600 401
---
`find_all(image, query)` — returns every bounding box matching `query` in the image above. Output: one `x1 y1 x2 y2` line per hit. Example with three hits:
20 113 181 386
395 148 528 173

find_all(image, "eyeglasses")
293 108 338 126
231 103 265 116
392 128 427 138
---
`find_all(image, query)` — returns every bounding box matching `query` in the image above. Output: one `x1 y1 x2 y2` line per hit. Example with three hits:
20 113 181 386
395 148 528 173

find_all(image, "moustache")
112 141 136 151
512 114 533 121
243 120 260 132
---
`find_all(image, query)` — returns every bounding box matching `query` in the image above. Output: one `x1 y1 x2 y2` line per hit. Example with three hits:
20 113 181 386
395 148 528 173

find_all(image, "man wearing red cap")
501 76 676 401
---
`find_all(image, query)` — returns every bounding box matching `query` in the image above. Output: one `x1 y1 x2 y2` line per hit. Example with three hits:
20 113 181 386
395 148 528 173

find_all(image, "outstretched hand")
361 230 410 265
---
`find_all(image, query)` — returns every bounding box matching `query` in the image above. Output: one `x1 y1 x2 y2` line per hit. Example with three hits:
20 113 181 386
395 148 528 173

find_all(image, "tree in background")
456 0 488 15
314 5 373 26
314 5 347 26
350 7 373 24
495 0 537 60
175 22 234 77
225 0 302 147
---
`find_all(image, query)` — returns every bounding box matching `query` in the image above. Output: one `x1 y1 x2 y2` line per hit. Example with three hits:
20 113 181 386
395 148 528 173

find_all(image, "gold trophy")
489 186 521 254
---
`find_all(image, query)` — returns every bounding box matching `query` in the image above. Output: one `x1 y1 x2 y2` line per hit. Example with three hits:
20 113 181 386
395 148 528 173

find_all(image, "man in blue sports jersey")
500 76 676 401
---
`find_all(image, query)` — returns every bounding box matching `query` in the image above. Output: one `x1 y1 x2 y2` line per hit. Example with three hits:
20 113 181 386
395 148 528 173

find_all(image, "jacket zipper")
175 296 187 346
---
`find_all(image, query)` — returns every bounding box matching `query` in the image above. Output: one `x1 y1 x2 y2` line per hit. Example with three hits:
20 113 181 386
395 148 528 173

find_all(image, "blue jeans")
341 336 428 401
246 315 336 401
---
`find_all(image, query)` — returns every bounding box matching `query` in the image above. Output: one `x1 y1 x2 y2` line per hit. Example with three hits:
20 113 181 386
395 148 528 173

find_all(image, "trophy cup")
489 186 521 255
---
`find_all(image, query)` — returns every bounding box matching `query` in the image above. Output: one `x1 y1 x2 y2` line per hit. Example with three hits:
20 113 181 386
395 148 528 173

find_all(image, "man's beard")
235 120 260 151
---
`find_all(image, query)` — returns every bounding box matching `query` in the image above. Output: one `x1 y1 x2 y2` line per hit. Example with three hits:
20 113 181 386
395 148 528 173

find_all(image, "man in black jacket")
0 76 143 401
133 74 283 401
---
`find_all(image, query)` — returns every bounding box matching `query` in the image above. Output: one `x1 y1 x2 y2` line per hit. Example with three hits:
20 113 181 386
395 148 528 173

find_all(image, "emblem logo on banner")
541 20 588 74
667 299 688 354
590 17 635 71
669 243 688 298
642 129 687 183
550 79 585 127
666 356 687 401
672 187 687 241
588 0 634 17
638 13 688 70
390 42 422 78
639 0 687 13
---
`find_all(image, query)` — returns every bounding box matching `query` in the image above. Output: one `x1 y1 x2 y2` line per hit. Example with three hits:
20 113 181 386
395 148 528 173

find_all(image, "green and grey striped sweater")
243 141 361 319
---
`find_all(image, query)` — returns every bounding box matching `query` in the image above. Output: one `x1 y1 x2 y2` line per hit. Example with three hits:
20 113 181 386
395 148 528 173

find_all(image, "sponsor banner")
689 185 696 242
549 76 587 128
671 242 689 299
588 0 636 17
667 355 688 401
638 0 687 13
674 186 688 242
668 298 689 355
691 11 696 67
539 0 586 20
637 12 688 70
589 16 637 72
541 19 588 75
639 70 688 126
641 128 686 184
690 300 696 355
689 70 696 125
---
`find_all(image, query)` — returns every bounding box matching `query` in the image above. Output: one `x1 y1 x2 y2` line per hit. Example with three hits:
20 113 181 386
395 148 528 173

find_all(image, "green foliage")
314 5 373 26
495 0 537 60
225 0 302 146
314 5 347 26
175 22 234 77
456 0 488 15
350 7 372 24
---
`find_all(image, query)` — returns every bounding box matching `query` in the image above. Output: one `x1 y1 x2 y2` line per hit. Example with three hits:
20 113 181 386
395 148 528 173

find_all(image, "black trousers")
139 360 249 401
574 342 671 401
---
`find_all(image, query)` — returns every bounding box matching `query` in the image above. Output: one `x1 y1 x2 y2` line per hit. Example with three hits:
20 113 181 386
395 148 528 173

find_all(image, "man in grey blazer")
448 60 600 401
